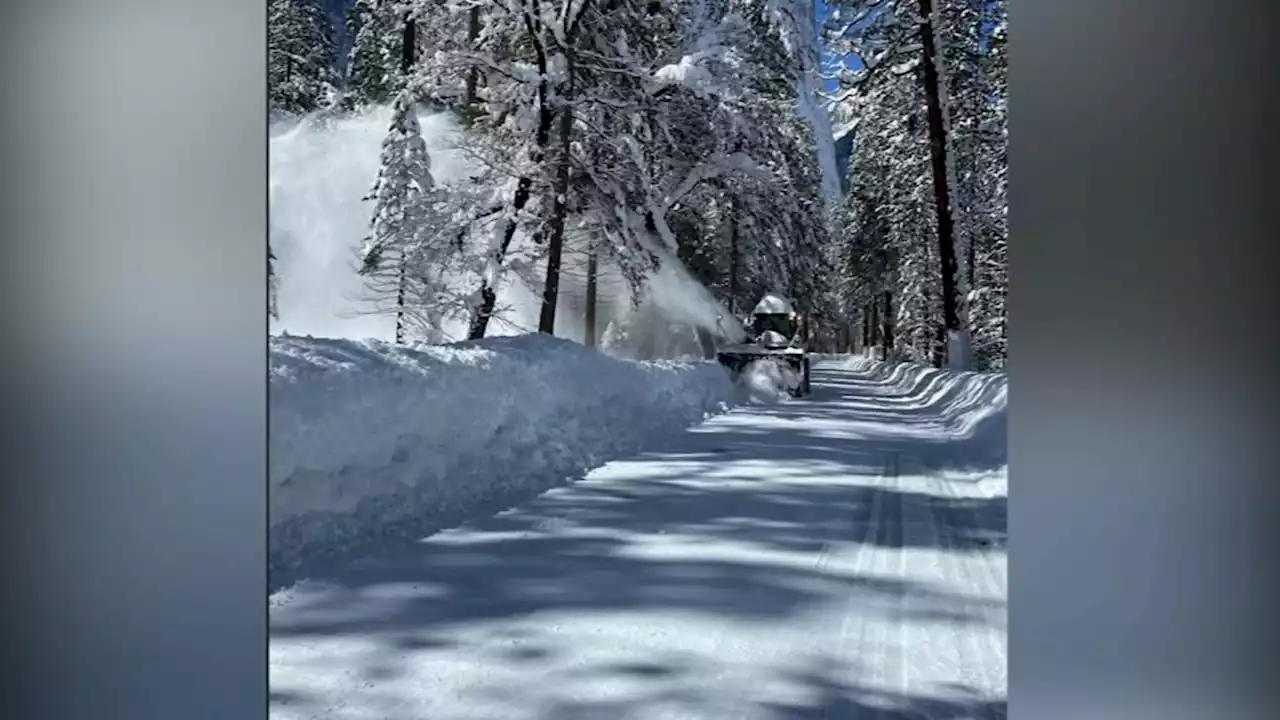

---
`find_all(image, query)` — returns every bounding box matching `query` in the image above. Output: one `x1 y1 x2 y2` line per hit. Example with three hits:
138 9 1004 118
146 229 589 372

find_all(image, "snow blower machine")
716 293 812 397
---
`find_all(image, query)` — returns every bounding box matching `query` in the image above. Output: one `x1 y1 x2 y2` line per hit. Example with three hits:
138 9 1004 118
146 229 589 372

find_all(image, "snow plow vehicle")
716 294 812 397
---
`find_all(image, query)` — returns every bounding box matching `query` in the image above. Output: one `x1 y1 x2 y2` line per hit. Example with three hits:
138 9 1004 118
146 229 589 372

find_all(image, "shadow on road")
271 359 1008 718
272 651 1008 719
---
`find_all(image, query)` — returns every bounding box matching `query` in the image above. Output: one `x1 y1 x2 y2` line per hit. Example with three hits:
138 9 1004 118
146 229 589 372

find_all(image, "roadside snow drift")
824 355 1008 473
269 333 735 586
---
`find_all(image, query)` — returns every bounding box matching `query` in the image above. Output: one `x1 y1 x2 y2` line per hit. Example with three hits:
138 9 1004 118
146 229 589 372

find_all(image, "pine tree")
335 0 842 348
269 0 339 116
342 0 402 109
969 1 1007 368
825 0 1007 368
358 90 444 344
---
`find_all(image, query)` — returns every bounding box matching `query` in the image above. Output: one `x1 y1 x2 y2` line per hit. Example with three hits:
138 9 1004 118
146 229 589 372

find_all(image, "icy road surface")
270 361 1008 719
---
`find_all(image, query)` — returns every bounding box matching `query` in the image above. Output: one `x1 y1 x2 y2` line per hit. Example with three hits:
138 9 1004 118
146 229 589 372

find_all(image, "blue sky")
815 0 868 92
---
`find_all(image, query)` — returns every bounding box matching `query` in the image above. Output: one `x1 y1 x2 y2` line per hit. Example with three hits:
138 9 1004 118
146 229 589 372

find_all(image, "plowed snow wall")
269 333 735 585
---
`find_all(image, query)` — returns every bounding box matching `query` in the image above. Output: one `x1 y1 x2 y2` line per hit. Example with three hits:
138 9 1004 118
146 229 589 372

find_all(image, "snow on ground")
270 333 736 588
270 358 1007 719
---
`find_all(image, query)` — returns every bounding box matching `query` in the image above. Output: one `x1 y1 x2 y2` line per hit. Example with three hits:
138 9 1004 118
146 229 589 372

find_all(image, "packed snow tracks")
270 357 1008 719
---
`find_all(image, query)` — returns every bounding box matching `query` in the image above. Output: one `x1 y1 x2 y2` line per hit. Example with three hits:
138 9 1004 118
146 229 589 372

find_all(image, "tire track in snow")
829 459 885 697
897 452 967 713
930 469 1008 715
835 453 906 706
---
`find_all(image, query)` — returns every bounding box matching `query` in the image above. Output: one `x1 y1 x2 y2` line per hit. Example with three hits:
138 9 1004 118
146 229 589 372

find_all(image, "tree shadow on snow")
527 659 1009 720
270 360 1007 717
478 657 1008 720
271 360 1007 625
272 649 1007 719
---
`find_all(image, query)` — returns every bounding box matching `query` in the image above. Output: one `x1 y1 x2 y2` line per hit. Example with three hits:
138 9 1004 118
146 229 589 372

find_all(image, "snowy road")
270 361 1008 719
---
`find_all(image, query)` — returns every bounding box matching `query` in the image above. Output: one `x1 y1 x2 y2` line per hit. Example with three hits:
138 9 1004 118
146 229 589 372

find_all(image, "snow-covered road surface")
270 360 1008 719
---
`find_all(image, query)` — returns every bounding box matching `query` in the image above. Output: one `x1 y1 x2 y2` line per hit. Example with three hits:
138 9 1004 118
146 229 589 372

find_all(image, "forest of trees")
268 0 1008 370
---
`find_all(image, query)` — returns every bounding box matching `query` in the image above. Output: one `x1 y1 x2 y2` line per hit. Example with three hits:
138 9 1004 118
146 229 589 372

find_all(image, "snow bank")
269 333 735 585
821 356 1008 472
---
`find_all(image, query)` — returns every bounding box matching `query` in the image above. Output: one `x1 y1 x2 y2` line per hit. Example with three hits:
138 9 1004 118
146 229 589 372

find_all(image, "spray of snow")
647 255 745 341
269 106 735 348
269 108 476 340
269 107 574 342
736 358 801 404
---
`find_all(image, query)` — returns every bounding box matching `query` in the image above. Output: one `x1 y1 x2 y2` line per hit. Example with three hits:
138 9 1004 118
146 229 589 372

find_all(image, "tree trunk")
537 49 576 334
394 254 407 344
584 248 598 347
916 0 960 362
865 302 876 356
727 201 739 316
463 7 481 126
468 15 553 340
881 291 894 362
402 12 416 74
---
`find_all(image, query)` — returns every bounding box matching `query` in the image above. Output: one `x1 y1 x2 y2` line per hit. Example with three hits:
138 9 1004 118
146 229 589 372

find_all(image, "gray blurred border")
1 0 1278 718
1014 0 1279 717
1 1 268 718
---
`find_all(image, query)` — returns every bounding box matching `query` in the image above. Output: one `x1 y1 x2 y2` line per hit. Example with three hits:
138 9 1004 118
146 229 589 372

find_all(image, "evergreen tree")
825 0 1007 367
342 0 403 109
269 0 340 116
332 0 843 348
357 90 461 344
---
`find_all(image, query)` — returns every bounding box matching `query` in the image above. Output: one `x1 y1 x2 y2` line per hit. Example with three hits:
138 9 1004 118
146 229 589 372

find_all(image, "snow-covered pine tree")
828 1 937 364
968 1 1007 369
937 0 983 288
562 0 834 323
397 0 563 339
342 0 403 109
358 90 466 344
338 0 837 347
825 0 1007 368
269 0 340 116
401 0 474 113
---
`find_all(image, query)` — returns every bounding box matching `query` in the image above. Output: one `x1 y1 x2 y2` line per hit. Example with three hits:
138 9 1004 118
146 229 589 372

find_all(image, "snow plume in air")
645 254 745 343
270 106 745 349
271 106 542 342
738 359 794 404
269 107 472 340
599 250 745 360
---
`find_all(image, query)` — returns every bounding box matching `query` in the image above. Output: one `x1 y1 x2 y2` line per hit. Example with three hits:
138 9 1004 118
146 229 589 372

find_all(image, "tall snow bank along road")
269 333 736 587
822 354 1007 477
